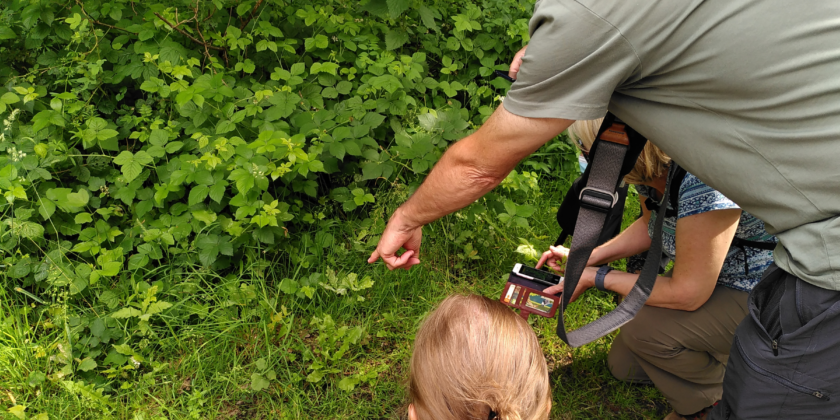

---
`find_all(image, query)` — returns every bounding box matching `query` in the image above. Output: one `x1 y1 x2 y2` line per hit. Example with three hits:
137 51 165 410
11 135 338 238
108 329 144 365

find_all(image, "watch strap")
595 266 613 292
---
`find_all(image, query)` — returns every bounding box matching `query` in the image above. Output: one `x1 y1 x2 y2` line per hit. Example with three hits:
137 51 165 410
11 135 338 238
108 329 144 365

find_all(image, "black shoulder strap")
553 113 645 246
553 115 683 348
644 164 687 218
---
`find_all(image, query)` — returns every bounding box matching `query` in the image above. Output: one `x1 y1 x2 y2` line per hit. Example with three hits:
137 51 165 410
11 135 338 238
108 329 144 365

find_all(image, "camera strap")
556 116 674 348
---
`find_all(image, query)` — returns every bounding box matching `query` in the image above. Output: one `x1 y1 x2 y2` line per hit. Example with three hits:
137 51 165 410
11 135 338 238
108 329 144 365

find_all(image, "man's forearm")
396 137 505 227
393 106 573 228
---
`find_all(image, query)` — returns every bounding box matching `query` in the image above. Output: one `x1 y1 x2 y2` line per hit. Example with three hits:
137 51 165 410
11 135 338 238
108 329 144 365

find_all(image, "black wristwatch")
595 266 613 292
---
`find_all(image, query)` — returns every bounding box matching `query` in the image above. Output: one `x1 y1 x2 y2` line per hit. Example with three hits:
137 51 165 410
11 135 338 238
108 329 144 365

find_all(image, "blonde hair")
409 294 550 420
568 118 671 185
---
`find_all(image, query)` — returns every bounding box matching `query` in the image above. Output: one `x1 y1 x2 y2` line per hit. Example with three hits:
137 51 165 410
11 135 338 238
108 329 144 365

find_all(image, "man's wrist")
390 206 422 231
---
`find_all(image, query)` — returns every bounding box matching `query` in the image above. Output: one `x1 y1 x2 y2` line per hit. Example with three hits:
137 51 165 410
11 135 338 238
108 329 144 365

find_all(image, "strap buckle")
579 187 618 212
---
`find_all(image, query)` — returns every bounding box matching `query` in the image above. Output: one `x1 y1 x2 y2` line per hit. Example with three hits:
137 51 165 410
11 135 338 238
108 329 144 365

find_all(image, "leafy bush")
0 0 581 410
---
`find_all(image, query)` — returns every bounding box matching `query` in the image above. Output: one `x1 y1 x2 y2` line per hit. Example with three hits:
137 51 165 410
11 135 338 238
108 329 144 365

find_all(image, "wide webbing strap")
557 155 676 348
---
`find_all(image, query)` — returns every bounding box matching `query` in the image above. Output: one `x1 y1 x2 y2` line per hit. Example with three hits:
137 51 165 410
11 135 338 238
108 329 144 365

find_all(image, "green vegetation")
0 0 666 418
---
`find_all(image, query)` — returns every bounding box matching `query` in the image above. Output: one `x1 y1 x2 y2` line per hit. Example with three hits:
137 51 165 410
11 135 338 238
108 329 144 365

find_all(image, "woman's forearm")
597 271 699 310
588 216 653 266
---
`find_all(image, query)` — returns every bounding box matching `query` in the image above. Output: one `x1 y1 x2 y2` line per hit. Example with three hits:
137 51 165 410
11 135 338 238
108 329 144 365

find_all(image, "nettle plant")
0 0 556 391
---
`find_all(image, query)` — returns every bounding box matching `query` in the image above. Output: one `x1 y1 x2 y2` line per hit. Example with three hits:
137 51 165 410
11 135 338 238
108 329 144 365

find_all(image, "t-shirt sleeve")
677 173 741 219
503 0 641 121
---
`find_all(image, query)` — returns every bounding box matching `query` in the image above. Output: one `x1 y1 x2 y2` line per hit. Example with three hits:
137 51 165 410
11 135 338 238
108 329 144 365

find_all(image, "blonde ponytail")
409 295 551 420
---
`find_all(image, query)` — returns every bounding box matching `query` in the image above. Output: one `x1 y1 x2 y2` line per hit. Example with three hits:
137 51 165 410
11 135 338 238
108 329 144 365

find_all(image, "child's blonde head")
568 118 671 185
409 294 551 420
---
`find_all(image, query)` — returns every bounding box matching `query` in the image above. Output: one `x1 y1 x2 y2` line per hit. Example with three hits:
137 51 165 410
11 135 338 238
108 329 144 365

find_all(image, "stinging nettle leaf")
386 0 410 18
385 29 409 51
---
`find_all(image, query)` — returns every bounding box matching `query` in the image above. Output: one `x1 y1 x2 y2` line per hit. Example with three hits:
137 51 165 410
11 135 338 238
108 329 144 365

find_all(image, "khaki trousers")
608 285 749 415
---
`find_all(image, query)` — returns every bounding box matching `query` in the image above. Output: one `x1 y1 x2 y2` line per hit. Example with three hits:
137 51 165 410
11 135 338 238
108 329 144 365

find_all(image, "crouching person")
408 294 552 420
540 120 777 420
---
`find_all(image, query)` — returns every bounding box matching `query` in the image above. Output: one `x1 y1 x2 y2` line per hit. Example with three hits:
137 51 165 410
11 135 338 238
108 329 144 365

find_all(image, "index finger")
536 250 552 269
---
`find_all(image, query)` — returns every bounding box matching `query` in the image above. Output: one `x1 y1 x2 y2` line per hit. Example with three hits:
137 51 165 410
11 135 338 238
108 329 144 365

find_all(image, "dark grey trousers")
711 264 840 419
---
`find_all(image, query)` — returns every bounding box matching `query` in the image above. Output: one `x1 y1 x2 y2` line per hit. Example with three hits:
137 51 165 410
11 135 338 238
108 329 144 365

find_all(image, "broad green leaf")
112 343 135 355
32 110 56 132
0 26 17 40
418 6 439 31
214 119 235 134
188 185 210 206
192 210 218 225
504 200 517 215
112 308 141 319
78 358 97 372
1 92 19 104
338 376 359 392
386 0 410 18
209 182 227 203
17 222 45 239
113 151 151 182
75 213 93 224
38 198 56 219
64 189 89 209
146 301 173 315
385 29 409 51
8 405 26 420
280 278 299 294
251 373 270 391
266 92 296 119
27 370 46 387
97 129 119 141
516 204 536 218
98 261 121 277
290 62 305 76
149 129 168 146
329 142 346 160
306 370 325 383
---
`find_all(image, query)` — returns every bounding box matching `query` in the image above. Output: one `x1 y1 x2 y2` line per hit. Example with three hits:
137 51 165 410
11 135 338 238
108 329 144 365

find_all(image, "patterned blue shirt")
639 173 777 292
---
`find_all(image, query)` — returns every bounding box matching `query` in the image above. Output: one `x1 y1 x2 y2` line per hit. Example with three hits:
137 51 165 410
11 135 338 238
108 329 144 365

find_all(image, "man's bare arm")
368 105 573 270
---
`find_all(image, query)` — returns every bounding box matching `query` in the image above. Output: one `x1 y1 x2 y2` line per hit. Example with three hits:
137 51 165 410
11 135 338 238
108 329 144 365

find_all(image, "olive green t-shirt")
504 0 840 289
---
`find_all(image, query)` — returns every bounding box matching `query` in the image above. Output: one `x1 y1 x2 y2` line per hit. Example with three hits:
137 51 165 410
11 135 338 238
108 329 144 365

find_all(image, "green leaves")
196 234 234 266
1 0 545 403
0 26 17 40
304 34 329 50
351 188 375 206
453 14 482 32
31 110 65 132
113 151 153 182
188 185 210 206
386 0 410 18
310 62 339 75
250 358 276 391
385 29 409 50
498 200 536 228
78 357 98 372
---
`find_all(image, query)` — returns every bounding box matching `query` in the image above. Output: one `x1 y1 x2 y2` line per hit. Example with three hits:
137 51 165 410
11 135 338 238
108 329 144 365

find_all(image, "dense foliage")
0 0 584 417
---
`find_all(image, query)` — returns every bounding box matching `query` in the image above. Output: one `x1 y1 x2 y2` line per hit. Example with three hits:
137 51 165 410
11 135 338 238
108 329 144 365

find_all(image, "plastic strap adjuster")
579 187 618 212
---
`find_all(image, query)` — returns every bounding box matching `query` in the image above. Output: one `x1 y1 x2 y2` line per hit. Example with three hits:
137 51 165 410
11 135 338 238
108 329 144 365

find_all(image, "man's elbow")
445 141 510 190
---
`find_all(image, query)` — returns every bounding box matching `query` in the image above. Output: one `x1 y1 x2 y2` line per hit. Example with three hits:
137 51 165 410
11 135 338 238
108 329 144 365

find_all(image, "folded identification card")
499 282 560 318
